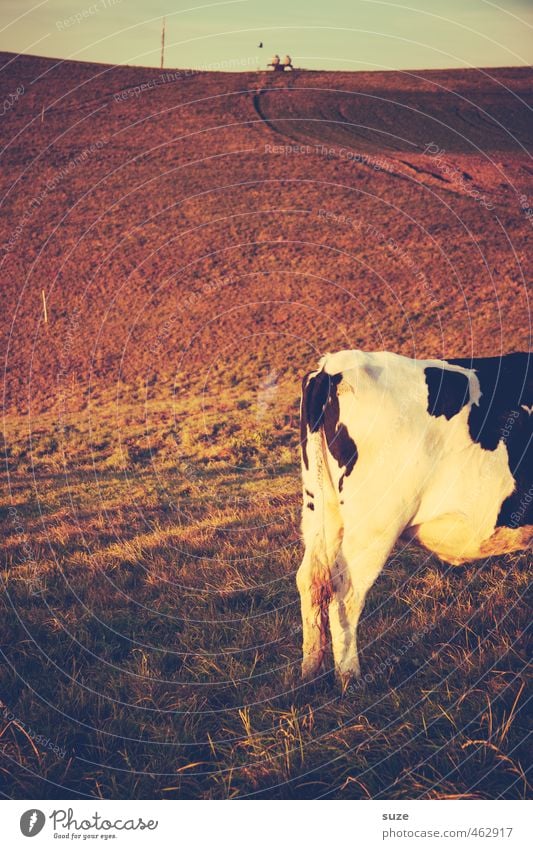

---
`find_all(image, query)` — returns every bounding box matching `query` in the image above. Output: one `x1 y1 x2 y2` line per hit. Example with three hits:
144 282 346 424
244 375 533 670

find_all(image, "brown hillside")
1 54 531 427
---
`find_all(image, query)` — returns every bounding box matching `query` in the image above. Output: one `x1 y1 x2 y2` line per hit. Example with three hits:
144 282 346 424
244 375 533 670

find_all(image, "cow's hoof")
337 668 362 695
301 659 322 683
298 667 334 699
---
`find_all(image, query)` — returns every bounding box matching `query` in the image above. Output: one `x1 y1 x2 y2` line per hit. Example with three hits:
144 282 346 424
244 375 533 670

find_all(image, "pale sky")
0 0 532 71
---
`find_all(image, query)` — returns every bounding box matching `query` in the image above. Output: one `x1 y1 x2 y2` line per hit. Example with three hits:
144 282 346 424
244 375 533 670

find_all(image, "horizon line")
1 50 532 76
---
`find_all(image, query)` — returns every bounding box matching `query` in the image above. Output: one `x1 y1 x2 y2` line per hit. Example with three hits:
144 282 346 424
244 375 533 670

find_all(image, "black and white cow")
298 350 532 684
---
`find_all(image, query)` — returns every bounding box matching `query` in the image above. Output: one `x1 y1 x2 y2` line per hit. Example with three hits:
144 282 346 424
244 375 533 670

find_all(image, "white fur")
297 350 525 684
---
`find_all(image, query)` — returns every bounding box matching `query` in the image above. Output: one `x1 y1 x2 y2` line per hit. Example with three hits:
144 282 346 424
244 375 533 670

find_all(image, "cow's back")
303 349 532 564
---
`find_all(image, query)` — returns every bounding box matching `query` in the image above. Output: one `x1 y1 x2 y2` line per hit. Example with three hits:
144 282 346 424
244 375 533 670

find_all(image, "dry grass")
0 411 531 799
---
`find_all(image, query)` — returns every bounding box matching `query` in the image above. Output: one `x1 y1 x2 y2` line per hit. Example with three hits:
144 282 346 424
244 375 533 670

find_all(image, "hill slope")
1 56 531 428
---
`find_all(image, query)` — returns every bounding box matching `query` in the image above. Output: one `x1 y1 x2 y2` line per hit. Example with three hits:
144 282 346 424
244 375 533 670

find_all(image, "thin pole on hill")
41 289 48 324
160 17 165 69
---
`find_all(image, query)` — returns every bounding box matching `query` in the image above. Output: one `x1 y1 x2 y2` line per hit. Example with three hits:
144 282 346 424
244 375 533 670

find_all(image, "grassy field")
0 54 531 798
1 399 531 799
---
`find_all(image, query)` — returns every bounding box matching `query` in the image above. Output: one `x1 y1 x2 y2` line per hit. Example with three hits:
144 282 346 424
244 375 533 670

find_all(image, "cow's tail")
300 369 343 639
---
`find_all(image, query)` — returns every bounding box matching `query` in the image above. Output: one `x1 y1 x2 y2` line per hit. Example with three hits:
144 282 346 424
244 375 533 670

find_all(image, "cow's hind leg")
297 500 342 681
329 526 399 687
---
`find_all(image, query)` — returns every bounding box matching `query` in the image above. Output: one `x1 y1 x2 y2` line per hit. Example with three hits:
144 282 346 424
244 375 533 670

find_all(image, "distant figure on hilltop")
268 53 294 71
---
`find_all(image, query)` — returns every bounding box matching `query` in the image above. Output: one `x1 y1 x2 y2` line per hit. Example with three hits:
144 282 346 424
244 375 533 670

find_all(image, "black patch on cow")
304 370 338 432
305 489 314 498
424 366 471 420
306 502 315 511
495 405 533 527
300 372 313 470
300 369 358 491
447 352 533 528
331 423 358 492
